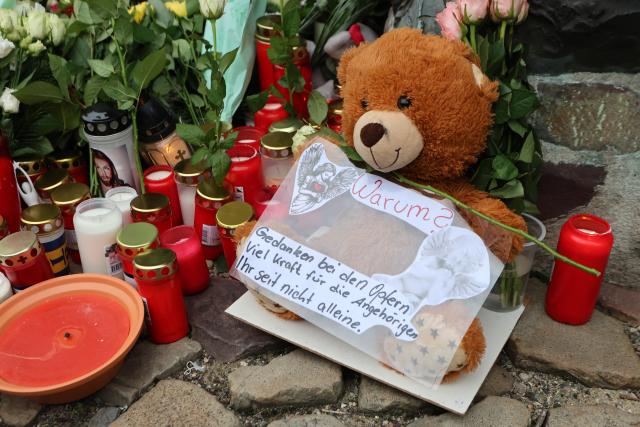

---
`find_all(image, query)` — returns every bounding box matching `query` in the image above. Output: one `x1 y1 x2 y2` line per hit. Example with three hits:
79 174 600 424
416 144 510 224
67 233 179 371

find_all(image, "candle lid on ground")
197 178 231 202
174 159 207 186
35 169 70 193
260 132 294 158
20 204 63 235
117 222 158 251
46 150 83 169
14 153 46 176
134 248 177 281
131 193 169 213
0 231 42 266
51 183 90 207
255 14 281 41
268 117 304 134
216 201 254 230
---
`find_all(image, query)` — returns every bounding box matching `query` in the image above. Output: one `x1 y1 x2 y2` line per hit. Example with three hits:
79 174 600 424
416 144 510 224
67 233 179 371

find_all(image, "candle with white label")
73 198 124 277
105 187 138 226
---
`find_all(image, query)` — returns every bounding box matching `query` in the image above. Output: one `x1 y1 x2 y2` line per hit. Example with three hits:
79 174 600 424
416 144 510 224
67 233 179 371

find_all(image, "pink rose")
490 0 528 22
457 0 489 24
516 0 529 24
436 2 465 41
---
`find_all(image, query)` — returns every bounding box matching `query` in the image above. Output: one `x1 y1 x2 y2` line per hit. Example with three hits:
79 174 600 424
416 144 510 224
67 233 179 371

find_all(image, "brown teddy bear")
235 28 527 381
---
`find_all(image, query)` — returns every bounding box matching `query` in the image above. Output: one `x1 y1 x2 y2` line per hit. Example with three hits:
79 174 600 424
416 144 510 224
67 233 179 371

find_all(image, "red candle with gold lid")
160 226 210 295
144 165 183 226
194 178 232 261
0 231 54 292
254 102 289 133
130 193 172 234
255 14 281 91
231 126 265 151
225 145 264 207
134 248 188 344
116 222 159 288
50 182 90 272
47 151 89 185
216 201 254 267
35 168 72 203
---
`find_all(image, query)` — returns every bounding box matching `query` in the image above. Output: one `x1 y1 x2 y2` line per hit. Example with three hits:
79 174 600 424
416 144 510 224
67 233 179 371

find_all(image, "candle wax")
74 206 123 276
177 185 196 226
146 170 172 181
0 292 129 387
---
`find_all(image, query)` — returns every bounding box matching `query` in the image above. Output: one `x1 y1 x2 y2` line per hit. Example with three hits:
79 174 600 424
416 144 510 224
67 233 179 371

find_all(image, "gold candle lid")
47 150 83 169
197 178 231 202
21 204 63 235
260 132 294 159
51 182 90 206
131 193 169 213
216 201 254 230
268 117 304 134
0 231 43 267
291 44 309 63
255 14 281 41
174 158 208 186
117 222 158 259
329 100 343 116
14 153 47 176
133 247 178 281
35 168 70 194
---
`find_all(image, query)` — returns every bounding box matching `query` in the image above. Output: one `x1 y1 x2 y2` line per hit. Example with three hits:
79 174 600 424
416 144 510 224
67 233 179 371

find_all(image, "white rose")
25 10 48 40
0 9 17 33
0 37 15 59
199 0 226 20
0 88 20 114
27 39 45 55
48 14 65 46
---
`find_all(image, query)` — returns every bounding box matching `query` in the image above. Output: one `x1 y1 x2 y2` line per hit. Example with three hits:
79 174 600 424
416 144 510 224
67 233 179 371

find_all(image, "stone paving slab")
97 338 201 406
185 278 284 362
408 396 530 427
267 414 347 427
546 404 640 427
0 395 42 427
87 407 120 427
111 379 240 427
506 281 640 389
476 365 514 400
229 349 343 410
598 282 640 324
357 376 431 413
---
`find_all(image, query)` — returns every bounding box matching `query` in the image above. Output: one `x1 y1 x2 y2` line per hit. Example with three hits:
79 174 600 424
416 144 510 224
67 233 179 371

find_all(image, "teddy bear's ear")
471 63 499 103
337 43 365 88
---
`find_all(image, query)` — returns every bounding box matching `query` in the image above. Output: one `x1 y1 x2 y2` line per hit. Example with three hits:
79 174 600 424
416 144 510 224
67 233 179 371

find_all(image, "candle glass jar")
144 165 183 226
82 103 141 193
51 182 90 273
0 231 54 292
35 168 71 203
21 204 69 277
260 132 295 189
105 186 138 226
14 153 48 187
73 198 124 277
117 222 159 288
231 126 265 151
225 145 264 207
268 117 303 135
255 14 281 91
130 193 172 234
546 214 614 325
216 201 254 267
254 102 289 133
134 248 189 344
194 179 232 261
174 159 209 227
160 225 210 295
47 150 89 185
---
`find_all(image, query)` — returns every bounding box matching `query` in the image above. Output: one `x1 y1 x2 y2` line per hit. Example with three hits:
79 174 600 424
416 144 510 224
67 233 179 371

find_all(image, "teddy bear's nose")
360 123 386 147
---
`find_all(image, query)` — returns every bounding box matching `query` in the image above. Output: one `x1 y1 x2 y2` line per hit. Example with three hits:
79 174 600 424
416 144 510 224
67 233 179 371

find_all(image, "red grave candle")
0 292 129 387
224 145 264 208
48 151 89 185
144 165 183 226
254 102 289 133
130 193 172 234
216 201 254 268
545 214 614 325
160 226 210 295
51 183 90 271
231 126 265 151
194 179 232 261
0 134 21 232
0 231 54 292
255 14 280 91
273 45 312 118
116 222 159 288
134 248 189 344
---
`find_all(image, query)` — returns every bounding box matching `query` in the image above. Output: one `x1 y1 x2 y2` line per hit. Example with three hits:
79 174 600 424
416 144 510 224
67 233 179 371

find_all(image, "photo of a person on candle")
93 150 131 192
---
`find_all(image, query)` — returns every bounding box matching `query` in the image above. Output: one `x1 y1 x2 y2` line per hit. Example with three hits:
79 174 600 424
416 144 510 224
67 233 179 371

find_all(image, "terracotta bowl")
0 274 144 404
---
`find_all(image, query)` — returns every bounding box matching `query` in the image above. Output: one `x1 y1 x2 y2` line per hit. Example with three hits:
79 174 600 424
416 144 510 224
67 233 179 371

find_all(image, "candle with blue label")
20 204 70 277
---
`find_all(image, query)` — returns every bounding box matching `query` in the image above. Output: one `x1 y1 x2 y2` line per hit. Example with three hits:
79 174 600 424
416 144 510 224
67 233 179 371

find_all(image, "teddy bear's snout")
360 122 386 147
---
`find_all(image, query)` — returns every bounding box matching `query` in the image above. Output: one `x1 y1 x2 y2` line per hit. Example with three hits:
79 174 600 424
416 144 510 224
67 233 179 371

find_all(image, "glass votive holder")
144 165 183 226
130 192 172 234
105 186 138 226
160 225 210 295
260 132 294 189
231 126 265 151
225 145 264 207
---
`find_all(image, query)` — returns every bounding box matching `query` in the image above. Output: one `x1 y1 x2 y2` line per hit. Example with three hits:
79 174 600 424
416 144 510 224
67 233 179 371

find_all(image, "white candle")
74 198 124 277
0 272 12 303
146 170 172 181
177 183 196 226
105 187 138 226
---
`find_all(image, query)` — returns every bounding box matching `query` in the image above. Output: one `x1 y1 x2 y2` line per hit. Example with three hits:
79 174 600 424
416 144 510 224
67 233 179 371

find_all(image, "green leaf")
133 24 156 43
74 0 99 24
490 179 524 199
518 132 535 163
510 88 538 119
282 0 301 38
14 82 65 105
172 39 192 62
493 97 509 124
507 120 526 137
131 50 167 91
190 94 205 108
245 91 268 113
492 154 519 180
204 110 218 124
88 59 115 78
84 76 108 105
191 147 209 163
102 79 137 110
341 145 363 162
307 91 328 125
269 85 285 99
267 36 291 65
470 157 494 190
114 16 133 46
219 48 238 75
48 54 70 101
176 123 206 146
85 0 117 18
66 20 89 35
485 40 505 78
152 75 172 96
210 150 231 185
150 0 172 28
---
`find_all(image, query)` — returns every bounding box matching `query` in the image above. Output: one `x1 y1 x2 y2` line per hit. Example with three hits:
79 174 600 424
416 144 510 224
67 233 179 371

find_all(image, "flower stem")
499 20 507 40
393 173 601 277
470 25 477 53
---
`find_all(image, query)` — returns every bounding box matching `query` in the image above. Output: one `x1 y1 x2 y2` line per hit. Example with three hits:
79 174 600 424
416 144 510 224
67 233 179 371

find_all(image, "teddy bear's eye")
360 99 369 110
397 96 412 109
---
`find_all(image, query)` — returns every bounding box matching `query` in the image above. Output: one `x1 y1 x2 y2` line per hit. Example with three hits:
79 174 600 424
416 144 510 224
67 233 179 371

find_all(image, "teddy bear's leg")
438 181 527 263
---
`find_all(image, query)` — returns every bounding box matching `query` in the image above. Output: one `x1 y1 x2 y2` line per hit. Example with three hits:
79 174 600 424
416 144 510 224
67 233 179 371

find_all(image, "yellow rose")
128 2 148 24
165 1 187 17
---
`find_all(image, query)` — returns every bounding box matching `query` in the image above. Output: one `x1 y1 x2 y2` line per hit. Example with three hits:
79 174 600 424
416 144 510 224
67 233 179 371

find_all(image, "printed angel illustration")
290 144 361 215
